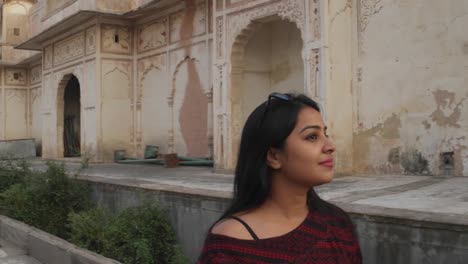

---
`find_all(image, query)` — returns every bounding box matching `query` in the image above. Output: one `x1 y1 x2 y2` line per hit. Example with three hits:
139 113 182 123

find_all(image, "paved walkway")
0 239 41 264
30 160 468 226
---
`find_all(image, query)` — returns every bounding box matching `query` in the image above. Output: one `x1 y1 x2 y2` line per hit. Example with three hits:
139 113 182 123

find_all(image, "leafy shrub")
0 160 189 263
0 161 92 238
68 207 112 251
0 159 30 193
69 203 189 264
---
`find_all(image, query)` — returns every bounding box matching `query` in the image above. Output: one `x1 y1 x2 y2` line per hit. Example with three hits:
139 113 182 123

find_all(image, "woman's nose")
323 137 336 154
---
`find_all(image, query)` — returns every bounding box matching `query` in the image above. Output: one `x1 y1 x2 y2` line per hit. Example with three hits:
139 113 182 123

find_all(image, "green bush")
68 207 112 251
0 160 189 263
69 204 189 264
0 159 30 193
0 161 92 238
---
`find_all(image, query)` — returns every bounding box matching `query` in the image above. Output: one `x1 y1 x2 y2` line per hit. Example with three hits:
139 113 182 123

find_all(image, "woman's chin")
318 172 334 185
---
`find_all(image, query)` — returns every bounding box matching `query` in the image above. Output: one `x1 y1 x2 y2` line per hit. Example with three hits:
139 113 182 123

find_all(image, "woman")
197 93 362 263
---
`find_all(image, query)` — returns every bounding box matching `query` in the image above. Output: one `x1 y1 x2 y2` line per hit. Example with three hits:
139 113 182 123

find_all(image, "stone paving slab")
28 159 468 226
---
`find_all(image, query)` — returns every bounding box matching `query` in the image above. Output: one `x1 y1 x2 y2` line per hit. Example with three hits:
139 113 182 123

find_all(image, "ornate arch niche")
168 55 213 157
228 16 306 169
213 0 323 170
137 57 167 154
56 72 82 158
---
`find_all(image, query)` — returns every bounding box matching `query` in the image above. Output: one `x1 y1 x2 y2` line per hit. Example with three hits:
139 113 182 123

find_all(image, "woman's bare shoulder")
210 216 253 240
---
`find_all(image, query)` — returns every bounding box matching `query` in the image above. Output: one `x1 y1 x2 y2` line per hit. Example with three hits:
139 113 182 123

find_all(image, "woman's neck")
261 173 309 219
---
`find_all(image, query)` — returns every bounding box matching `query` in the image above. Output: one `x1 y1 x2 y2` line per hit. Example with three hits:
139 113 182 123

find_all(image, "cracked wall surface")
354 0 468 176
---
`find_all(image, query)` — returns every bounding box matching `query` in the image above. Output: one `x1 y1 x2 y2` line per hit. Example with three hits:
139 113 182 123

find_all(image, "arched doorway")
57 75 81 158
229 17 305 167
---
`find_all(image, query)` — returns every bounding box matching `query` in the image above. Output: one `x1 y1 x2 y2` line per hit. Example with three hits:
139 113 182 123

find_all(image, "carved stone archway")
212 0 323 171
56 73 83 159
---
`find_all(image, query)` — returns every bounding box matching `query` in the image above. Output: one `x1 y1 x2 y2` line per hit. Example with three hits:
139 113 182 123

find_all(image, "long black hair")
218 93 333 221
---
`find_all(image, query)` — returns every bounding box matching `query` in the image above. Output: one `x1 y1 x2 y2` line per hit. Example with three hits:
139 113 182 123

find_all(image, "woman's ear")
266 148 282 169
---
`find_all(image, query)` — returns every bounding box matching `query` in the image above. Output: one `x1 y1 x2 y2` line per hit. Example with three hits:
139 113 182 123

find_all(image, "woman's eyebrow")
300 125 327 133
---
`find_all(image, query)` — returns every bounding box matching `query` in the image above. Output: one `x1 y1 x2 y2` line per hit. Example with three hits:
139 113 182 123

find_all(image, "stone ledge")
0 215 120 264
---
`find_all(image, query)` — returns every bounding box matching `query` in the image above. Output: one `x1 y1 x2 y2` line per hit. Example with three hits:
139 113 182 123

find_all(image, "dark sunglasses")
259 92 293 125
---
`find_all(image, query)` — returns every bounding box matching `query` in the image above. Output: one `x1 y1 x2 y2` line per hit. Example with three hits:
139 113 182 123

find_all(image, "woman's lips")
319 159 334 168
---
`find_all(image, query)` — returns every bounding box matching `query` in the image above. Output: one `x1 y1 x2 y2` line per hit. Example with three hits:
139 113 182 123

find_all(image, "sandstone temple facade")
1 0 467 176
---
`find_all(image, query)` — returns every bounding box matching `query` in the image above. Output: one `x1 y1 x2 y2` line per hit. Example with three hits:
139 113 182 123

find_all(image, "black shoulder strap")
225 215 259 241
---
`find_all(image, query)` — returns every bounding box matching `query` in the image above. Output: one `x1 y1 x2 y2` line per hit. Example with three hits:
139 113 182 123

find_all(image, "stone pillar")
167 96 174 153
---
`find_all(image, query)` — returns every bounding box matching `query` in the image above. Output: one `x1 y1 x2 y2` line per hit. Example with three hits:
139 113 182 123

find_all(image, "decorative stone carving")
44 45 53 70
169 0 206 43
215 64 224 107
205 90 213 103
137 54 166 102
167 96 174 107
31 88 41 104
168 128 174 153
86 27 97 54
310 0 320 40
216 113 224 158
5 68 27 86
359 0 383 32
102 60 132 102
216 17 224 59
138 54 166 76
54 33 85 65
31 65 42 84
308 48 320 97
227 0 305 49
138 18 167 53
102 24 132 54
6 89 26 100
278 0 305 25
136 131 143 149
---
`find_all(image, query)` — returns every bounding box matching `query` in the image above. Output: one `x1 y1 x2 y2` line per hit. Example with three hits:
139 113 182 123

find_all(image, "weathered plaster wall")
95 0 133 14
31 0 94 36
101 59 133 160
132 0 212 159
40 25 98 160
30 64 42 155
3 1 33 45
28 0 177 39
46 0 77 15
1 46 34 63
354 0 468 176
2 68 29 141
140 56 171 154
5 89 28 140
1 1 38 63
324 0 355 175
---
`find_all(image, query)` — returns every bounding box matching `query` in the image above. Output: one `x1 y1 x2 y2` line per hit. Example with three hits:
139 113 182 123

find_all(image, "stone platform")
29 160 468 264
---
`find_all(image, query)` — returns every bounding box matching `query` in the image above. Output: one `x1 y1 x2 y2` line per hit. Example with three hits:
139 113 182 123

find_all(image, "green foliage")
69 203 188 264
68 207 112 251
0 161 92 238
0 160 189 263
0 159 30 193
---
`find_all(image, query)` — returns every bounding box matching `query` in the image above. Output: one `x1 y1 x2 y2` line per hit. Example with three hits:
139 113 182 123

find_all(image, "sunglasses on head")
259 92 293 125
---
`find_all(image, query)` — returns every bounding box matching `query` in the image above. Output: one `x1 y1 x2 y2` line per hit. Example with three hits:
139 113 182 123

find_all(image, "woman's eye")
307 134 318 140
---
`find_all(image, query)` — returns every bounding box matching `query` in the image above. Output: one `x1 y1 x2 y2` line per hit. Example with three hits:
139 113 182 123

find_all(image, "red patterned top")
197 204 362 264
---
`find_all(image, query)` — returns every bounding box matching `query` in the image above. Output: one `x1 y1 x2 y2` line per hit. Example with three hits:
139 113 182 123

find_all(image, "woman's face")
276 106 336 186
